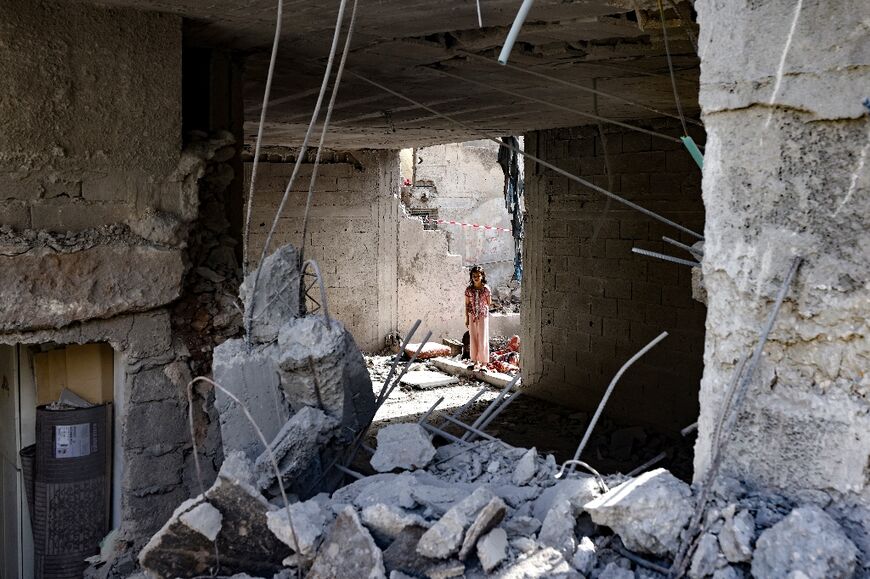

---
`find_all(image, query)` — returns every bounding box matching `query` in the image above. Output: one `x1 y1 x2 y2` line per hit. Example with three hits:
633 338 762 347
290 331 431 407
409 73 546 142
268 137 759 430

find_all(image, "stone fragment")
139 452 291 578
718 509 754 563
571 536 596 575
417 486 494 559
598 562 635 579
503 515 541 538
478 528 509 573
178 502 222 542
382 526 443 577
584 468 694 558
266 498 328 558
751 505 858 579
213 338 292 461
496 546 580 578
512 447 538 486
307 506 386 579
239 243 301 344
361 503 431 540
494 484 540 508
410 479 474 516
371 423 437 472
711 567 745 579
688 532 720 579
254 406 338 492
538 499 576 557
532 477 601 521
426 560 466 578
277 316 376 436
331 472 418 510
399 370 459 389
459 496 507 559
511 537 538 554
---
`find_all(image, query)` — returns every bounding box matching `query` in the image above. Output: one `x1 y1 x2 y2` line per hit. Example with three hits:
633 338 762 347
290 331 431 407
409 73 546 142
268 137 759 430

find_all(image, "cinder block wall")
521 120 706 431
245 152 400 351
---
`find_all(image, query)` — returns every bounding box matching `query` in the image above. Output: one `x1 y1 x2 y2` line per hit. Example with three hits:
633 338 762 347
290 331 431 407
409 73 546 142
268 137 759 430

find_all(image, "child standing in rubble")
465 265 492 371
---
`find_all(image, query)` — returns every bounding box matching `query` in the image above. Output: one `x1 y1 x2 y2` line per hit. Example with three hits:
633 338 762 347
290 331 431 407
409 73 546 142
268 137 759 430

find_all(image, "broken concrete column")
693 0 870 505
584 468 694 558
277 315 376 438
213 338 292 461
239 243 301 344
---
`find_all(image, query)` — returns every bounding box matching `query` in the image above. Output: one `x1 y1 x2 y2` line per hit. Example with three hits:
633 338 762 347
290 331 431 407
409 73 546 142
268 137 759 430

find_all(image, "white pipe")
497 0 535 65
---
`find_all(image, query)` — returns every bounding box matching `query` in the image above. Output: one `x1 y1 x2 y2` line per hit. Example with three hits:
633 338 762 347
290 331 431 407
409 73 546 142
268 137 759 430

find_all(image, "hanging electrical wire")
242 0 284 282
657 0 689 136
347 70 703 240
243 0 352 348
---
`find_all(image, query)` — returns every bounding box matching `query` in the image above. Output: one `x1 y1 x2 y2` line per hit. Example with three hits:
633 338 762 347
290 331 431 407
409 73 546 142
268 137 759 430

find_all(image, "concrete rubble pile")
212 243 377 499
139 415 864 578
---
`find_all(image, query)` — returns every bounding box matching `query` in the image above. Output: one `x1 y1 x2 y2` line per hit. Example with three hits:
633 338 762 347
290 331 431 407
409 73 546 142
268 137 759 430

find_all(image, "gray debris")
266 498 329 558
511 447 538 486
332 472 418 510
213 339 292 461
584 468 694 558
307 506 387 579
496 546 580 578
240 244 301 344
538 499 576 557
477 528 509 573
417 486 495 559
371 423 437 472
532 477 601 522
688 532 720 579
503 515 541 538
459 496 508 560
278 316 377 439
751 505 858 579
571 536 596 575
361 503 432 540
711 567 745 579
400 370 459 389
382 525 446 578
718 508 754 563
139 452 291 578
598 562 635 579
254 405 338 492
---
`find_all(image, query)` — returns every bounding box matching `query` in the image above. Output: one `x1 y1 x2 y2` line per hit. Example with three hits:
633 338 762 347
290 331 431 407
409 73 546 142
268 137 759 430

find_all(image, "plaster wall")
0 0 183 232
694 0 870 505
521 120 706 430
408 140 516 288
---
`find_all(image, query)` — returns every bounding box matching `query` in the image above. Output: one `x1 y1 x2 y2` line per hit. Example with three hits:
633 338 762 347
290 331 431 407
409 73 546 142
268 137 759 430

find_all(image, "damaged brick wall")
521 120 706 431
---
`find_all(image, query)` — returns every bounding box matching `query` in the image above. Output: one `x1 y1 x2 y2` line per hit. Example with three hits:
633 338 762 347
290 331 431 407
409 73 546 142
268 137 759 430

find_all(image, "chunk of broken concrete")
361 503 431 541
266 497 328 558
751 505 858 579
477 528 509 573
400 370 459 389
417 486 494 559
307 506 387 579
718 508 754 563
239 243 301 344
584 468 694 558
277 315 376 437
538 499 577 558
511 447 538 486
496 546 580 578
139 452 291 578
254 405 338 492
532 476 601 522
213 338 292 461
458 496 507 560
382 525 446 578
688 532 721 579
371 423 437 472
571 536 596 575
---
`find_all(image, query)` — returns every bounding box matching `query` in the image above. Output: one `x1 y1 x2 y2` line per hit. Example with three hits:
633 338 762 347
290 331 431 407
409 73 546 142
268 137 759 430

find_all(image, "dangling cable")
657 0 689 136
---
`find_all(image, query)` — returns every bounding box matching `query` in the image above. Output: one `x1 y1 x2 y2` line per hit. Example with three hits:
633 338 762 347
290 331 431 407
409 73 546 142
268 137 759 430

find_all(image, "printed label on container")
55 423 92 458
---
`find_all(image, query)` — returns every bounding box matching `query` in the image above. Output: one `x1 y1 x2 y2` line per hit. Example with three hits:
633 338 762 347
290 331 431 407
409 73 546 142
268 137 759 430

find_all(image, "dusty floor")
362 354 695 483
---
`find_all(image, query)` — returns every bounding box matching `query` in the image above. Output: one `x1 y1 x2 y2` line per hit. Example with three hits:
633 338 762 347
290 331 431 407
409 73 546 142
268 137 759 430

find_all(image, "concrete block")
239 243 301 344
371 423 436 473
308 506 386 579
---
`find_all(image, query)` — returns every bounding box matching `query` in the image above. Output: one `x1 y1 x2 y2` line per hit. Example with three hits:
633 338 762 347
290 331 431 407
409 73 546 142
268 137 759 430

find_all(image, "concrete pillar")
694 0 869 498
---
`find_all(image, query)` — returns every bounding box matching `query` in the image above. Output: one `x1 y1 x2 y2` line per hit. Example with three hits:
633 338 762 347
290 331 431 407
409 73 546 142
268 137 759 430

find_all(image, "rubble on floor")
139 415 866 579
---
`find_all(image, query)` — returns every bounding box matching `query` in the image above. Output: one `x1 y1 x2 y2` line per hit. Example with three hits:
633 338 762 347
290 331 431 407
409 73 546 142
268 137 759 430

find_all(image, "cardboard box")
34 344 113 405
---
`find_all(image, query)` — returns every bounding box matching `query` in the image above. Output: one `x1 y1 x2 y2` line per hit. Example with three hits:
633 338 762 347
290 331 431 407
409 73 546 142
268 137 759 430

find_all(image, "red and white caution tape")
424 217 512 234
